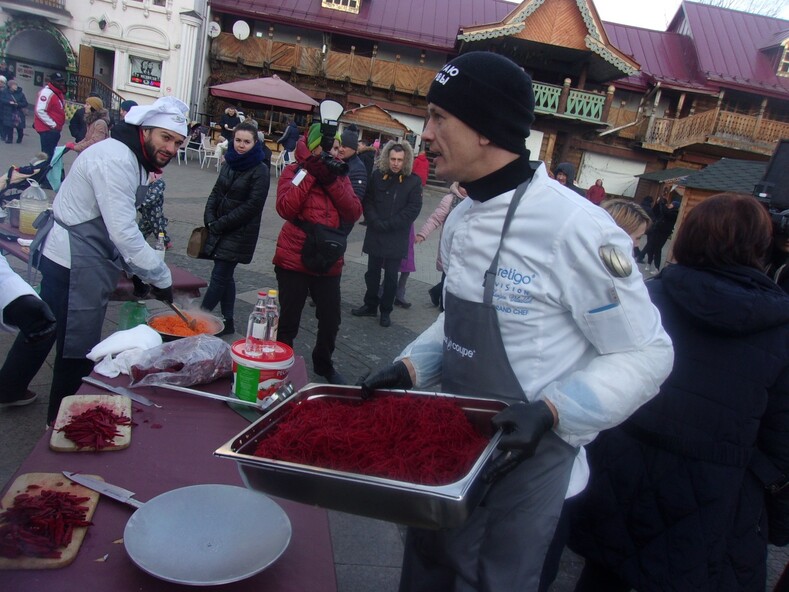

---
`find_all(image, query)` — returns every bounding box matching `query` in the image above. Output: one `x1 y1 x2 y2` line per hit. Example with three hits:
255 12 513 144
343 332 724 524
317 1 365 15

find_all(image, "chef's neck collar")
464 152 533 203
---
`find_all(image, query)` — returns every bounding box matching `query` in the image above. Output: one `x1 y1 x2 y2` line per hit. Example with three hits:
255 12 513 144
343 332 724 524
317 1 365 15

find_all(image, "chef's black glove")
302 155 338 186
3 294 56 343
357 361 413 400
491 400 555 459
131 275 151 299
151 285 173 304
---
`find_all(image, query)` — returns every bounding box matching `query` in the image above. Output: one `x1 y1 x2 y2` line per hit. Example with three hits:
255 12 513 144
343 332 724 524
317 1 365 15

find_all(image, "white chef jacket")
397 164 674 494
42 138 171 288
0 254 38 332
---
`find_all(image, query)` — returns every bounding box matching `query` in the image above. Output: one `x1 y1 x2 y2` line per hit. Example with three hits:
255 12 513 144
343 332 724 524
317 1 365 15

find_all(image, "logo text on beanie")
434 64 460 86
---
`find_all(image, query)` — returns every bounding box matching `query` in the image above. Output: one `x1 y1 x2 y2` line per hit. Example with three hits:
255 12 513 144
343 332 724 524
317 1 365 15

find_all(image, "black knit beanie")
340 128 358 151
426 52 535 154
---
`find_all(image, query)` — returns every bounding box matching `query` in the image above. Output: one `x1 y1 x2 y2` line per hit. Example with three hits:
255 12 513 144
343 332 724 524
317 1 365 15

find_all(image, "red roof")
604 22 714 93
669 0 789 98
210 0 515 52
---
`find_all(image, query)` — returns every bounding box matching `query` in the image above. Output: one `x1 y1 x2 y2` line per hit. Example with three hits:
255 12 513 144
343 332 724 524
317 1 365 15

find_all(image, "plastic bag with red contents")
128 335 232 387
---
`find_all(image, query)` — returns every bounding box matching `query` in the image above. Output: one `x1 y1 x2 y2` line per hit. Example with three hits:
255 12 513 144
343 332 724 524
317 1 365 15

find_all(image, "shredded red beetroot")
57 405 132 449
253 395 488 485
0 489 92 559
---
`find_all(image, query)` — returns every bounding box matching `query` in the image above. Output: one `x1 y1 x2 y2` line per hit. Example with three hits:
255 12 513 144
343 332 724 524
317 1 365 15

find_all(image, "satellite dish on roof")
207 22 221 38
232 20 250 41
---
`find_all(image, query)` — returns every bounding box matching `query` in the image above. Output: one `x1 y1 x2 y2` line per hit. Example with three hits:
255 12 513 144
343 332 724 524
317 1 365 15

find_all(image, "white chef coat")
0 254 37 332
397 164 674 494
42 138 171 288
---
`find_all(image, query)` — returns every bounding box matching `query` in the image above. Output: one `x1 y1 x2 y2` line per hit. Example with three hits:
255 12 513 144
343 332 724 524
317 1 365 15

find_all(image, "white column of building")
174 12 201 106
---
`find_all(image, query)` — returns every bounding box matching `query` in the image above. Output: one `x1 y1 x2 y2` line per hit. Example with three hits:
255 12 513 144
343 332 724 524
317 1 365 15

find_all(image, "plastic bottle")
19 179 48 235
244 290 268 358
263 289 280 351
154 232 166 261
118 301 148 330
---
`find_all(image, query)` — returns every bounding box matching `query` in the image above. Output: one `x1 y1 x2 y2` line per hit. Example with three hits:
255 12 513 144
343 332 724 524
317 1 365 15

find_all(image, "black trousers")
274 266 342 377
363 254 401 314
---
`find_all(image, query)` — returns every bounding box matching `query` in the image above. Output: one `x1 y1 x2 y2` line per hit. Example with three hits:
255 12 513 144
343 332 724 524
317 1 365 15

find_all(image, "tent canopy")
209 75 318 112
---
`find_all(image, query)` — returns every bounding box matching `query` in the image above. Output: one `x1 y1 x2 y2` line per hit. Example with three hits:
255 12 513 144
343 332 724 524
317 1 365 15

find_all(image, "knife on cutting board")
62 471 144 509
81 376 160 408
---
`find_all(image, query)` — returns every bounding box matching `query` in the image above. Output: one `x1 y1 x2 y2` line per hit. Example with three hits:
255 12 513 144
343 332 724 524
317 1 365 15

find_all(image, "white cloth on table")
87 324 162 377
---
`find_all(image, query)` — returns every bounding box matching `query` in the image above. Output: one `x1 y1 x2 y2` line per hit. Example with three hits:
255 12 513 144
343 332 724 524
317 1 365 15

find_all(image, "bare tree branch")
695 0 785 18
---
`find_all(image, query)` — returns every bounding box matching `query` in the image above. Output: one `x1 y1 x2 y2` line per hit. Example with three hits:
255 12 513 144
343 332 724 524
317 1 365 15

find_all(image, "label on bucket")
230 339 294 403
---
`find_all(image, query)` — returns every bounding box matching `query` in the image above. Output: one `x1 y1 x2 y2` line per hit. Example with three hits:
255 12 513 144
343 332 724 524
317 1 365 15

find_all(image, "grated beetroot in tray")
57 405 132 449
0 489 92 559
253 395 488 485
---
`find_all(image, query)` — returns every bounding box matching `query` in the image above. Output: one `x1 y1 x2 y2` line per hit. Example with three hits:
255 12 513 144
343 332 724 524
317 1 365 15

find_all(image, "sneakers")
352 304 377 317
0 390 38 408
394 298 412 309
319 368 347 385
379 313 391 328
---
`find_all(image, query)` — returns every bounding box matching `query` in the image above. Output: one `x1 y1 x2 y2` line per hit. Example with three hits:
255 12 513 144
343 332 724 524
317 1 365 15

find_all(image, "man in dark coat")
352 140 422 327
338 126 367 234
0 79 27 143
277 116 299 162
554 162 585 197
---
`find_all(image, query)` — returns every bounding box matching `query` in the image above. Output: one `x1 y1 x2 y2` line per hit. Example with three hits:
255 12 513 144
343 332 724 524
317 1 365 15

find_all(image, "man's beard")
143 136 173 167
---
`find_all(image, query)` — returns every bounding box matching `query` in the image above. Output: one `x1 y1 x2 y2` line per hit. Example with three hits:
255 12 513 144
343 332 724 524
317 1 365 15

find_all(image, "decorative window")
129 56 162 88
780 43 789 77
321 0 360 15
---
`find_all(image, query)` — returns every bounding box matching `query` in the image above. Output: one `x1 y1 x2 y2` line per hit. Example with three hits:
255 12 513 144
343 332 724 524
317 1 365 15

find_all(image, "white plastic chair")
200 133 220 170
176 144 187 165
183 137 203 164
273 151 286 176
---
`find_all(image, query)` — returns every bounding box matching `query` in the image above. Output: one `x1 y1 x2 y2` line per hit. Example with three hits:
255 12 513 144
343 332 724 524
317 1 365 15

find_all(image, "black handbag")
294 219 347 274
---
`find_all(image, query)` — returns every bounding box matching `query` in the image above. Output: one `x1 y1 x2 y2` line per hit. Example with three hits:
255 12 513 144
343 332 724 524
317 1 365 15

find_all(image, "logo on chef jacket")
443 336 475 359
434 64 460 86
498 267 535 285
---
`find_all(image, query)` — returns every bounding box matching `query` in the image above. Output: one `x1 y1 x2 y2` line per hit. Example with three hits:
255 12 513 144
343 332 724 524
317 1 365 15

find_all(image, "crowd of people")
1 54 788 592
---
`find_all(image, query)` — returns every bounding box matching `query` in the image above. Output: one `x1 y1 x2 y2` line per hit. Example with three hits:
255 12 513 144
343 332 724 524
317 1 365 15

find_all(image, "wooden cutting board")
50 394 132 452
0 472 102 570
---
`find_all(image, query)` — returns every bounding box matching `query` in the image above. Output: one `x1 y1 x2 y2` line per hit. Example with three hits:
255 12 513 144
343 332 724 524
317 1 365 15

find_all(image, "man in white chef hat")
2 96 188 424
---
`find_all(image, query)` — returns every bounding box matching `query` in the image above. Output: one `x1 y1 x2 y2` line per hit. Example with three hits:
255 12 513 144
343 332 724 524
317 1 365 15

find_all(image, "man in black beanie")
339 126 368 199
357 51 673 591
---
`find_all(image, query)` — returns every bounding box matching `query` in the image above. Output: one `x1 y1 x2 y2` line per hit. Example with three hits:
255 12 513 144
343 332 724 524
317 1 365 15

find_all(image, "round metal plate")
124 484 291 586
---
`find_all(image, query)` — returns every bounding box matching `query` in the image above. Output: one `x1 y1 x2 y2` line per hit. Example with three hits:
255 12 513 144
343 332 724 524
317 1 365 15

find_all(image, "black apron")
28 184 147 358
400 182 578 592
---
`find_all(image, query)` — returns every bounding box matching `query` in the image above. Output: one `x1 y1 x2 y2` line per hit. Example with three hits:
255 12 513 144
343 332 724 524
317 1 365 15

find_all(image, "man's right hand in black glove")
357 360 414 400
132 275 151 299
302 155 338 186
151 285 173 304
3 294 56 343
491 400 556 459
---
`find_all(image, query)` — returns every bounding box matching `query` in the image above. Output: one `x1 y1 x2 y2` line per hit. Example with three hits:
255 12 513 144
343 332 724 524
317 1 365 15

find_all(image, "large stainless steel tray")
215 384 507 529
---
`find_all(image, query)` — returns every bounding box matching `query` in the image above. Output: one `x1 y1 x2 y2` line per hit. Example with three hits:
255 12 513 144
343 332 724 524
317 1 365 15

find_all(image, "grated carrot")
148 314 213 336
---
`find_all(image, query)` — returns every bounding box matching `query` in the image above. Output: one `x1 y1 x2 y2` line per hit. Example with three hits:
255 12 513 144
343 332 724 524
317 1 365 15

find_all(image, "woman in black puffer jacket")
201 120 270 335
568 193 789 592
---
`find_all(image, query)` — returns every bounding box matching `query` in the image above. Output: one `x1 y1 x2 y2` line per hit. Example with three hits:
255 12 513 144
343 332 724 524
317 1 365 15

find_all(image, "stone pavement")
0 133 785 590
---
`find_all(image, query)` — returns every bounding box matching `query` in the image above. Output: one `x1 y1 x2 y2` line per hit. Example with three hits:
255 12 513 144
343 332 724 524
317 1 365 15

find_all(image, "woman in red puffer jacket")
273 125 361 384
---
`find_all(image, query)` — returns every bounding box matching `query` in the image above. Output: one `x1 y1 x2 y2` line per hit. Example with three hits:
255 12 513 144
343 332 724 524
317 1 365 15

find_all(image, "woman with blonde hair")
601 198 652 247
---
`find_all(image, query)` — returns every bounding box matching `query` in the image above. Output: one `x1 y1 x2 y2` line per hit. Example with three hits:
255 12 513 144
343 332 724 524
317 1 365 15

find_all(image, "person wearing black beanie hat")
357 50 673 592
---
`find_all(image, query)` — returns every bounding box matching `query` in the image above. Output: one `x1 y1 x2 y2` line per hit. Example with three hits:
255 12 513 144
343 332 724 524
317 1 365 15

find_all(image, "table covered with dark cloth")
0 222 207 299
2 357 338 592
